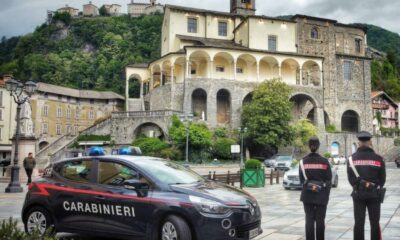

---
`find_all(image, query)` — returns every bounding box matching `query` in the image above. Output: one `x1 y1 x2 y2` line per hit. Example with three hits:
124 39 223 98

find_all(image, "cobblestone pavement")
0 163 399 240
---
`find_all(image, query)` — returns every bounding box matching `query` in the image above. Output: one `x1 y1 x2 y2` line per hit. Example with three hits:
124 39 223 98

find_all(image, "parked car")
274 155 294 171
263 156 277 168
283 162 339 190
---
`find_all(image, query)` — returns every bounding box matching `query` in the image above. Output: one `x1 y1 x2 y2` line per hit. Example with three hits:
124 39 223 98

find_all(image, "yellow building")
56 4 79 17
30 83 124 150
0 76 17 162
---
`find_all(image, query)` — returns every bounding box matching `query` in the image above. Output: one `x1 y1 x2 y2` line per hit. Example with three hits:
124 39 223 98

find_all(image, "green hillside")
0 13 163 95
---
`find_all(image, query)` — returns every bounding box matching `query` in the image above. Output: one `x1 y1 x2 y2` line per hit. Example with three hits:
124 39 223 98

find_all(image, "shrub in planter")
244 159 262 169
242 159 265 187
213 138 236 160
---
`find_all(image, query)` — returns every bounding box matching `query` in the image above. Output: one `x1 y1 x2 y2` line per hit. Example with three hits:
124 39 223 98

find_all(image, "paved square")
0 163 399 240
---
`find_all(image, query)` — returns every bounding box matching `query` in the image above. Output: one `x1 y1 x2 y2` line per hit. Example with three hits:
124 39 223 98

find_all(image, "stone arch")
242 92 254 106
324 111 330 126
217 89 231 124
281 58 300 85
259 56 279 80
133 122 165 140
290 93 319 125
128 74 142 98
173 57 186 83
331 141 340 156
192 88 207 120
302 60 321 86
341 110 360 132
213 52 235 79
152 64 161 88
189 51 211 78
237 54 257 81
39 141 49 150
162 60 172 85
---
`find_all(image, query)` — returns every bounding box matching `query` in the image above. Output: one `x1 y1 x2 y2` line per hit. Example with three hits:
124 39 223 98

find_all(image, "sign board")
231 145 241 154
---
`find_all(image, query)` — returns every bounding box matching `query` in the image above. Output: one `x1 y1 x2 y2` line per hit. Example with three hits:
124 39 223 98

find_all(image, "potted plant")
242 159 265 187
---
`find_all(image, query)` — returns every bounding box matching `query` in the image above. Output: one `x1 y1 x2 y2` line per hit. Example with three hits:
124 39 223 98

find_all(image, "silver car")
283 162 339 190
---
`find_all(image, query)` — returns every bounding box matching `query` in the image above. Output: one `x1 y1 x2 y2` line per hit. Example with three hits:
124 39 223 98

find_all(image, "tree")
242 79 294 148
293 119 319 154
99 5 109 16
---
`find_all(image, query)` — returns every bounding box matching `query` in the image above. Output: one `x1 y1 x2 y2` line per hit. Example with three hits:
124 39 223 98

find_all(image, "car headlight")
283 174 288 181
189 196 232 216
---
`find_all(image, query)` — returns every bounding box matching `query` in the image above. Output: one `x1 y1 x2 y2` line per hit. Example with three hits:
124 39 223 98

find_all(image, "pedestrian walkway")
0 163 399 240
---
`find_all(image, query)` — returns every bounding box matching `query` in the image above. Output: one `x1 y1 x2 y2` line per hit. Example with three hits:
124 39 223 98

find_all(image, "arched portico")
302 60 321 86
282 59 300 85
341 110 360 132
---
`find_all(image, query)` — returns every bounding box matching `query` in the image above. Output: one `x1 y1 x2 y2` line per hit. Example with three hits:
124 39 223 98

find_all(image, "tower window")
355 39 362 53
187 17 198 33
343 61 352 81
311 27 318 39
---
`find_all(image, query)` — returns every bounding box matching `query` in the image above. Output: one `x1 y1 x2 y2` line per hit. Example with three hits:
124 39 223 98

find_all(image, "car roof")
53 155 164 165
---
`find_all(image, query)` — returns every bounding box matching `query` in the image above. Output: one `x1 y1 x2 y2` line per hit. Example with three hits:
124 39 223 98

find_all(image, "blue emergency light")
89 146 105 156
118 146 142 156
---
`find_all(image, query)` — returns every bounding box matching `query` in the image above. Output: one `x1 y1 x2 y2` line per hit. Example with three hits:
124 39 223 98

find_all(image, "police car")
22 147 262 240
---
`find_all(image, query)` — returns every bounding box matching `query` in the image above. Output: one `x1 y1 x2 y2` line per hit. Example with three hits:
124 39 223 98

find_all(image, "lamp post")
5 79 37 193
238 127 248 168
179 113 193 163
343 131 348 160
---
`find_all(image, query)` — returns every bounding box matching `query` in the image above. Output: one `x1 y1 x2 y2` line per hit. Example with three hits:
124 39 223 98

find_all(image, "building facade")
128 0 163 17
0 76 17 162
371 91 398 129
126 1 373 139
83 1 99 17
103 4 122 16
30 83 124 150
56 5 79 17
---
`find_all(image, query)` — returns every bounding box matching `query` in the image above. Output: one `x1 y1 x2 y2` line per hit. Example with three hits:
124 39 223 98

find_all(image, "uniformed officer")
347 131 386 240
299 136 332 240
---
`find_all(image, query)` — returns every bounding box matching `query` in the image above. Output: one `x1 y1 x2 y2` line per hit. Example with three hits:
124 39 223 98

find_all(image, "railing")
80 116 112 135
49 135 79 163
36 135 67 158
112 110 183 118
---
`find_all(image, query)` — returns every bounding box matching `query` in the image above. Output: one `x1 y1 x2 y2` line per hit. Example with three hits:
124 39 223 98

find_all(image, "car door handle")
79 186 92 190
94 195 105 200
54 183 66 187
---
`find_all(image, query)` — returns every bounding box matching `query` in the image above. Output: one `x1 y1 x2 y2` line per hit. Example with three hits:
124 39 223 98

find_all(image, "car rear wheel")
332 175 339 188
161 215 192 240
24 206 54 236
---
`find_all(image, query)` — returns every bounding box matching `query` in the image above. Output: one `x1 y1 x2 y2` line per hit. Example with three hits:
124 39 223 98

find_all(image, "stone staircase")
128 98 143 111
36 135 77 168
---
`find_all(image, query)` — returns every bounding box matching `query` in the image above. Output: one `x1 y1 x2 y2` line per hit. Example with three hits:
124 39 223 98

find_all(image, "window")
56 124 62 135
42 123 48 134
57 107 62 118
67 96 71 102
216 66 225 72
0 109 2 121
75 109 80 119
74 126 79 135
98 161 141 186
218 21 228 36
66 125 72 135
236 67 244 74
190 69 197 75
268 35 277 51
44 93 48 99
58 95 62 101
89 111 95 120
311 27 319 39
90 99 94 104
0 91 3 107
66 108 71 119
355 39 362 53
187 17 197 33
61 160 92 183
0 128 2 141
343 61 352 81
42 105 49 117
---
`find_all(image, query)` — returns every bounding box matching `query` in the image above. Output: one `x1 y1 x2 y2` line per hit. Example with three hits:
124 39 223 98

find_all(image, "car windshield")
276 156 292 161
135 160 204 185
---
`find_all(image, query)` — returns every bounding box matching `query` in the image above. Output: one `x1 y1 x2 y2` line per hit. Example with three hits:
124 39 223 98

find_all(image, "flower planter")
242 168 265 188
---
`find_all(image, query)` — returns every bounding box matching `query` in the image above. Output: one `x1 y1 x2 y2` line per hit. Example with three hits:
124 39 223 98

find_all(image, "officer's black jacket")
347 146 386 188
299 152 332 205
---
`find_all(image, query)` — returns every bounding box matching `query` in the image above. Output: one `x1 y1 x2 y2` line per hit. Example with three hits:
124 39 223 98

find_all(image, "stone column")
315 107 326 131
208 60 213 79
233 60 237 80
256 61 260 81
160 66 164 86
185 60 190 78
320 70 323 85
140 80 144 111
150 70 154 90
207 90 217 128
278 65 282 80
299 68 303 85
125 77 129 111
171 66 175 110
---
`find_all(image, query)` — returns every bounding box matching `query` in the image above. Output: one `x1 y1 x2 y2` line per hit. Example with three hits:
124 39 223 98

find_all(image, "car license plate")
249 228 259 239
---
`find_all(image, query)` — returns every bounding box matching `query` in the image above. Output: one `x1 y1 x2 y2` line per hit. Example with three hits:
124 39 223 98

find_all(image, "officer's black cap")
308 136 320 146
357 131 373 142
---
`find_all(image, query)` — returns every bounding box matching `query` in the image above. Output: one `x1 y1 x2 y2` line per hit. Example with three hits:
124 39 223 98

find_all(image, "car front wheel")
161 215 192 240
24 206 54 236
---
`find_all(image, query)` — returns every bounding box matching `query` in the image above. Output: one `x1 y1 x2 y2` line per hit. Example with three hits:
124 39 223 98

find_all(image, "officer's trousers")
353 197 382 240
303 203 327 240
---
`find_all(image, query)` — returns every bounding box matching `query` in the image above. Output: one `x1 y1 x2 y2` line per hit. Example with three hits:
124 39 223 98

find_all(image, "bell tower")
230 0 256 16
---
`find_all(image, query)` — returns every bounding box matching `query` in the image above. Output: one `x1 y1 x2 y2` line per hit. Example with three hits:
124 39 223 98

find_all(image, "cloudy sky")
1 0 399 38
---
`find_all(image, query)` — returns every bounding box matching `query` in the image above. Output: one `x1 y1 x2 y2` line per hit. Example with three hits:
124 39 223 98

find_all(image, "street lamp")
179 113 193 163
238 127 248 168
5 79 37 193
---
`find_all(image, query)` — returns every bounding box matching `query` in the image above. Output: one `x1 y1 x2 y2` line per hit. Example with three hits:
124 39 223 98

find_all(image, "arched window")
311 27 319 39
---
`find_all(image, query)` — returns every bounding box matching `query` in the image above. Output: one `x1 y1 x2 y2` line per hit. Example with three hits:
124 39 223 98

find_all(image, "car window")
276 156 292 161
61 160 92 183
98 161 143 187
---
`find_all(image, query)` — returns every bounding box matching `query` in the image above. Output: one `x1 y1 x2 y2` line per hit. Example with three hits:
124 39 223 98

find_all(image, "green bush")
325 124 337 133
245 159 262 169
213 138 236 160
77 134 111 142
52 12 72 25
133 137 168 157
0 218 56 240
190 149 212 164
214 128 228 138
160 147 183 160
324 152 332 158
394 138 400 146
